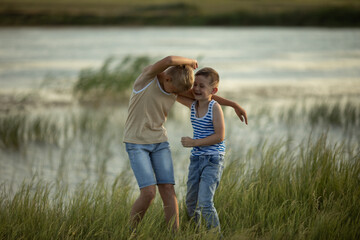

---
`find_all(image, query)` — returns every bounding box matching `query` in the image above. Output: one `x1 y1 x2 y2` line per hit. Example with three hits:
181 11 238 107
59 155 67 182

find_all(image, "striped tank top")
190 100 226 156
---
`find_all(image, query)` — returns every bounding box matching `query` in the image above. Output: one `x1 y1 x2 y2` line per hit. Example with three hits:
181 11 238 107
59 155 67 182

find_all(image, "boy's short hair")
166 65 194 92
195 67 219 88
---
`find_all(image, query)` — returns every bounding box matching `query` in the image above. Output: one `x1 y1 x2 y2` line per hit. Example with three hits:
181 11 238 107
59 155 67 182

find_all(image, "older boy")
124 56 197 231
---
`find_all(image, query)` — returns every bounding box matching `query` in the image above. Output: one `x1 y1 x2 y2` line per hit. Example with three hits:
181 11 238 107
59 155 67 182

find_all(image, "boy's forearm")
212 95 248 124
212 95 237 108
178 89 194 99
167 56 196 67
194 135 223 147
182 134 224 148
145 56 197 78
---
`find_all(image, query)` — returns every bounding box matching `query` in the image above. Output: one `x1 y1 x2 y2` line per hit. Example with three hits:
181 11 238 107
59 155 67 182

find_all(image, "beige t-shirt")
123 76 177 144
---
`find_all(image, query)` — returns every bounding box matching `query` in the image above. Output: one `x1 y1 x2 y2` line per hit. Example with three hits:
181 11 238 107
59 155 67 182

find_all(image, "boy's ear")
165 76 172 82
212 87 218 95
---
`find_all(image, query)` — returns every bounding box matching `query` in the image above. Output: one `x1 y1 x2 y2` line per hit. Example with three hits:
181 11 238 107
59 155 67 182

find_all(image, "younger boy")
178 67 228 233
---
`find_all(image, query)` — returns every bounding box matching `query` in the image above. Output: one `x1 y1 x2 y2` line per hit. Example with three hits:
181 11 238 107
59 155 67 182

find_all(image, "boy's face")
192 75 216 100
163 79 180 94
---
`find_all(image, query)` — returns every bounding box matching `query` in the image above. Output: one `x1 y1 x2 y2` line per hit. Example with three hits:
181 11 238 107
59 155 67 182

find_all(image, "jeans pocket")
208 155 224 166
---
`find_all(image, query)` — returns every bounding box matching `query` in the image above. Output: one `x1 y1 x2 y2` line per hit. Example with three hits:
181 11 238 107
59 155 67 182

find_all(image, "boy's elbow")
165 56 175 65
216 134 225 143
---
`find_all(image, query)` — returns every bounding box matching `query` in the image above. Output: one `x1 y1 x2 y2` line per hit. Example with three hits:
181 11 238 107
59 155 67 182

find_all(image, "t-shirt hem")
123 138 169 144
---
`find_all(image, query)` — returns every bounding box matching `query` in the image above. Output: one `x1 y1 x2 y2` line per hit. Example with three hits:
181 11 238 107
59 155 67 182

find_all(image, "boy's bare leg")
158 184 179 231
130 185 156 228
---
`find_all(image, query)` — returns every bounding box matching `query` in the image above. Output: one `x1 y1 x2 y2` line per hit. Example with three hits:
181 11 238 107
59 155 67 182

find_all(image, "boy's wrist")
193 139 199 147
233 102 240 109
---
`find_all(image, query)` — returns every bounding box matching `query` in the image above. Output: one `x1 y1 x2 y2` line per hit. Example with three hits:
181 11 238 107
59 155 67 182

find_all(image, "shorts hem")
139 182 157 189
157 181 176 185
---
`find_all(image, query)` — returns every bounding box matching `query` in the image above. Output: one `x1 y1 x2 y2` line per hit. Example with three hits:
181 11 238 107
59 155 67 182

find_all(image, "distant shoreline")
1 6 360 27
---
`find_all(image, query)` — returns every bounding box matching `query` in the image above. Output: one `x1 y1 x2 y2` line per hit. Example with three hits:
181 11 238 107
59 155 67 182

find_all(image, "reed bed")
0 135 359 239
73 56 150 104
1 98 359 153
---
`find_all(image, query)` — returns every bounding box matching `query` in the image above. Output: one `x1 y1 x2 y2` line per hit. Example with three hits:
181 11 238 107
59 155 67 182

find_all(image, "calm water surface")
1 27 360 89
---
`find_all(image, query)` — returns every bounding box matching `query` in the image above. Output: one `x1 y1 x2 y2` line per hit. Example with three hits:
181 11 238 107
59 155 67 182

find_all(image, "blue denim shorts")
125 141 175 189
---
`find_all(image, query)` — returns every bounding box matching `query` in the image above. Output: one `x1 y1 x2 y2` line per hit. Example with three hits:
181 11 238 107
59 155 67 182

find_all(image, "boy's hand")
181 137 195 147
190 60 198 70
235 104 248 125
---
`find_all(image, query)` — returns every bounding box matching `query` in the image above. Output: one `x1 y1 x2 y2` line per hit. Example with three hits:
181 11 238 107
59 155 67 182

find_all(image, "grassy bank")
1 0 360 26
0 135 359 239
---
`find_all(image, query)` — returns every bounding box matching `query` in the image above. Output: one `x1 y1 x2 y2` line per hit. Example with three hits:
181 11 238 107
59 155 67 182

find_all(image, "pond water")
1 27 359 90
0 27 359 196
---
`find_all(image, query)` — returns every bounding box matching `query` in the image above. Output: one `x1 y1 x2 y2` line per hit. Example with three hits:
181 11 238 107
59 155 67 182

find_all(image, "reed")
0 113 27 150
308 100 359 128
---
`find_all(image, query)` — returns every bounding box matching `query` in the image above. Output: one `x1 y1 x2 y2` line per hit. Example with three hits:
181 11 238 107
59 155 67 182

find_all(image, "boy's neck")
157 73 166 91
197 96 212 109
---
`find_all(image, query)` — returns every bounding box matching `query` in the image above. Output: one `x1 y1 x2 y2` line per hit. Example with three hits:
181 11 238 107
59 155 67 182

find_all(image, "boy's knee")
158 183 174 191
140 186 156 201
198 200 213 209
158 184 176 196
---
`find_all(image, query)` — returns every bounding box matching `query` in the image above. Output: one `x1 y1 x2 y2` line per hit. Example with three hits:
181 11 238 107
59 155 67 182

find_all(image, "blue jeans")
186 154 225 231
125 142 175 189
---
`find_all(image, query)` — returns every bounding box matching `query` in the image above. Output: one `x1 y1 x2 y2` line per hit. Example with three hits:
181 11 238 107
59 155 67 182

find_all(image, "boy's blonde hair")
195 67 219 88
166 65 194 92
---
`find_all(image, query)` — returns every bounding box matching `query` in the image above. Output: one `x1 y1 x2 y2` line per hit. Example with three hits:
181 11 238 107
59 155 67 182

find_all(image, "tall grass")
308 100 360 128
0 109 113 151
217 136 360 239
1 96 359 239
1 135 359 239
73 56 150 103
0 114 26 150
0 114 60 150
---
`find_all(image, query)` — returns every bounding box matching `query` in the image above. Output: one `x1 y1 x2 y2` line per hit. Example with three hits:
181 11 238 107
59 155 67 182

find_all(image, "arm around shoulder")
176 89 195 108
212 95 248 125
176 95 193 108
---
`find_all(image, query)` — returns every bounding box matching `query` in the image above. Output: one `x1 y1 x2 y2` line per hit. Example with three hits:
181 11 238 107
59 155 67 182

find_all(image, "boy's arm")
181 103 225 147
145 56 198 77
212 95 248 125
176 89 195 108
178 90 248 125
176 95 193 108
134 56 197 91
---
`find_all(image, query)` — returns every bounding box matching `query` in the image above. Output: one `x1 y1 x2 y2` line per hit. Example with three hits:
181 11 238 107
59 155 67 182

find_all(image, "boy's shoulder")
211 100 223 114
211 99 220 108
133 69 156 92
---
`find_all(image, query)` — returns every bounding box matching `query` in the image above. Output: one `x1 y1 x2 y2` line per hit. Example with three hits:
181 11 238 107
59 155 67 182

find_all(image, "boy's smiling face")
192 75 216 100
